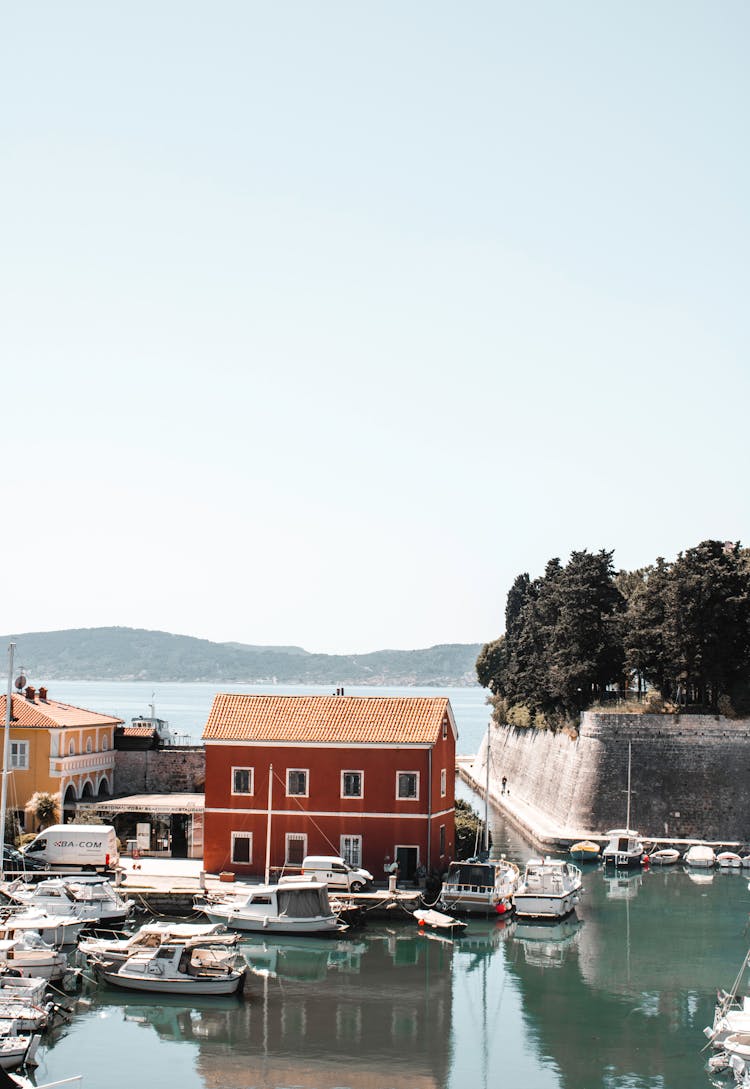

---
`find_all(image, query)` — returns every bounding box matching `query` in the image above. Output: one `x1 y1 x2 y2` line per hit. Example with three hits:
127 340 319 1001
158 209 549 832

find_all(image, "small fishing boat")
513 858 582 919
0 910 84 947
569 841 601 863
602 829 645 868
684 844 716 868
0 1033 40 1072
413 908 466 932
717 851 743 869
705 950 750 1048
0 975 50 1032
0 933 68 981
649 847 681 865
438 858 519 916
79 920 232 967
94 937 245 995
197 879 346 936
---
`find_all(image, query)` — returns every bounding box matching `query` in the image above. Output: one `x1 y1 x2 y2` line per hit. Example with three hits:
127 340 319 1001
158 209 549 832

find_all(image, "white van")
298 855 373 892
22 824 119 872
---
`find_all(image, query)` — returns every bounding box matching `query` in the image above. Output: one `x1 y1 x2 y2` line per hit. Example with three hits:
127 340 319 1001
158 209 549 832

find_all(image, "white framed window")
287 769 308 797
68 739 76 756
340 834 363 868
9 741 28 770
440 824 446 855
396 771 419 800
231 832 253 865
102 735 109 751
231 767 254 795
341 771 363 798
86 738 93 754
285 833 307 865
440 768 447 797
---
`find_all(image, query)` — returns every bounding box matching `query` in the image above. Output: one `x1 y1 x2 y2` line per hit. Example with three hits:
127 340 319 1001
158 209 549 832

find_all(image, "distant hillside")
0 627 482 686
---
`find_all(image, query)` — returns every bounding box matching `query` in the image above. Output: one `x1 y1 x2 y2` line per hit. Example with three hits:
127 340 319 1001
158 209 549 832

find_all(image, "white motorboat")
649 848 681 865
438 858 519 916
513 858 582 919
6 877 132 926
705 951 750 1048
717 851 743 869
684 844 716 868
79 920 234 967
94 937 245 995
0 910 84 947
602 829 644 869
0 934 68 981
197 879 346 936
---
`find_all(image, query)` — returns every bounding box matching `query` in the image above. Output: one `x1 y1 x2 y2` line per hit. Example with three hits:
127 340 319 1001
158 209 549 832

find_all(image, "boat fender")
643 856 649 866
263 917 268 928
496 902 506 915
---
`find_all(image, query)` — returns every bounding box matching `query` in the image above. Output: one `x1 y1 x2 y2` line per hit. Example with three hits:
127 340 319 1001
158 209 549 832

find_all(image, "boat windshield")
277 887 330 918
446 863 493 887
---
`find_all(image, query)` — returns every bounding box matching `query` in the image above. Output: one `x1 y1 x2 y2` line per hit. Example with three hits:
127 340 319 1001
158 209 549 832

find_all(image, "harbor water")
31 682 750 1088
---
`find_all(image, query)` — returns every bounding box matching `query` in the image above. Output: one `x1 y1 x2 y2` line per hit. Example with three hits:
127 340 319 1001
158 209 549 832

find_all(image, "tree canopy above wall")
477 540 750 726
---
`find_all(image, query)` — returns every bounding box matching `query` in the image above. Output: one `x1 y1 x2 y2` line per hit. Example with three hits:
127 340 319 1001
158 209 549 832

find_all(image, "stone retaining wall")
482 713 750 841
114 747 206 795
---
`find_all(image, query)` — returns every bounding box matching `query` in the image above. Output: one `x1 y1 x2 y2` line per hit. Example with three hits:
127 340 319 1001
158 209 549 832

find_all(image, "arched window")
98 777 110 799
86 738 92 754
81 781 94 800
102 735 109 751
68 740 75 756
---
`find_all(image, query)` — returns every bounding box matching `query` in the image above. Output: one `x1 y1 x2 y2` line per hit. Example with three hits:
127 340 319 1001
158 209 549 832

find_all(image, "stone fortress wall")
114 747 206 796
480 712 750 842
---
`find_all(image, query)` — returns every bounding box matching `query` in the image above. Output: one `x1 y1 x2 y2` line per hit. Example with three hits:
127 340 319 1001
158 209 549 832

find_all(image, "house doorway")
170 814 188 859
395 845 418 881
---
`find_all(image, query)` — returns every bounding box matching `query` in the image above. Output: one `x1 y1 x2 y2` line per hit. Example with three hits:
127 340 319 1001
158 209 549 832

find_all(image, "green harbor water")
34 682 749 1088
36 844 749 1089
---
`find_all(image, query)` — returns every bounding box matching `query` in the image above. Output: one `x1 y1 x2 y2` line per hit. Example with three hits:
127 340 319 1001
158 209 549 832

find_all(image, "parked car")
297 856 374 892
2 844 49 880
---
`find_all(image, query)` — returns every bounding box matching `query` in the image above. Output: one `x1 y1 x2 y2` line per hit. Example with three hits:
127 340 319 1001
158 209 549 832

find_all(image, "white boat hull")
203 906 343 936
513 892 579 920
98 967 242 995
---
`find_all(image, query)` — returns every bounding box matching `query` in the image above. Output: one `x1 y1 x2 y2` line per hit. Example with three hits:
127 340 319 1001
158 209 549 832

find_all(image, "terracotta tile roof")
203 694 454 745
0 695 123 730
120 724 156 737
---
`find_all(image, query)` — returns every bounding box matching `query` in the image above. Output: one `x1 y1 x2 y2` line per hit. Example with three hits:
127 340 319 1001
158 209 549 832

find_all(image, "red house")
202 694 457 881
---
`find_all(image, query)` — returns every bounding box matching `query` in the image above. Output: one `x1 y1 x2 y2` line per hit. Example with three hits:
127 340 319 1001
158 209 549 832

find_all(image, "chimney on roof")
39 687 48 702
24 686 36 701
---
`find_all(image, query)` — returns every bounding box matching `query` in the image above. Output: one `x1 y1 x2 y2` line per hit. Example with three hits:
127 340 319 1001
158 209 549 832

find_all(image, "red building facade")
202 694 457 880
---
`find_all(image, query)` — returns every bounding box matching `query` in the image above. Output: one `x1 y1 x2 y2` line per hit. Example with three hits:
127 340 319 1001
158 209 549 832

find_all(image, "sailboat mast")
264 763 273 884
483 722 490 855
626 741 632 830
0 643 16 878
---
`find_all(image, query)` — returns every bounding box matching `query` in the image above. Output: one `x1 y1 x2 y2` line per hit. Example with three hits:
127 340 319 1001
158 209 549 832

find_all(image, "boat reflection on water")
603 871 643 899
512 914 583 969
241 935 367 982
687 868 715 887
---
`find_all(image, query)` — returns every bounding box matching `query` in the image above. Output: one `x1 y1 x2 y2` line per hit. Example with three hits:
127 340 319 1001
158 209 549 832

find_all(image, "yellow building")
0 684 123 831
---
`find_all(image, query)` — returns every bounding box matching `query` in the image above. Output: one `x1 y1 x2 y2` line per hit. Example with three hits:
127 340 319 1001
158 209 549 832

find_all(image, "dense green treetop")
478 540 750 726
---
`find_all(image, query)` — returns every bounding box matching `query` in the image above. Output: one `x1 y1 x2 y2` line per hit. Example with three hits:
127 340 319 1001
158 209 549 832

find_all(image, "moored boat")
94 937 245 995
602 829 645 869
79 920 232 967
569 841 601 863
438 858 519 916
513 858 582 920
717 851 743 869
649 847 681 865
684 844 716 868
196 879 346 936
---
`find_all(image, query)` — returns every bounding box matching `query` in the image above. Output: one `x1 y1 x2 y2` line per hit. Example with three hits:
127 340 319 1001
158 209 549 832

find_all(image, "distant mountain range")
0 627 483 687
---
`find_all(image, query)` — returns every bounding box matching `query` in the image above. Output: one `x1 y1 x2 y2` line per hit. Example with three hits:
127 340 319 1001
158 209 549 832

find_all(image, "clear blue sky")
2 3 747 653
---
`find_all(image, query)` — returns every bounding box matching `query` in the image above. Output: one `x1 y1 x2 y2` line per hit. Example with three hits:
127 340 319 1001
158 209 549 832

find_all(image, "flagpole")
0 643 16 878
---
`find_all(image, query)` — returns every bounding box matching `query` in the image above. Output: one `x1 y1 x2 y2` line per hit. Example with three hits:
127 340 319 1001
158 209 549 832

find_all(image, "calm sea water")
47 680 493 755
31 682 750 1089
